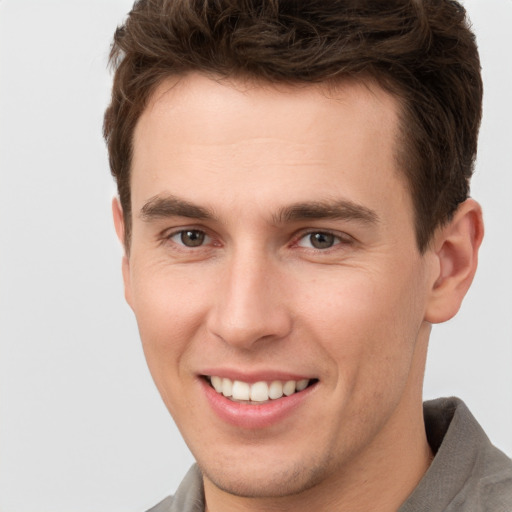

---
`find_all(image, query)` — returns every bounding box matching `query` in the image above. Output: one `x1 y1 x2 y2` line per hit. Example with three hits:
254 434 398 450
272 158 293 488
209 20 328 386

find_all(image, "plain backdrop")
0 1 511 511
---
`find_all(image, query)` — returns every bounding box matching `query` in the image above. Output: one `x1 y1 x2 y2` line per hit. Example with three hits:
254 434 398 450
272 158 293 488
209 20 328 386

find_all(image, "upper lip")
199 368 316 383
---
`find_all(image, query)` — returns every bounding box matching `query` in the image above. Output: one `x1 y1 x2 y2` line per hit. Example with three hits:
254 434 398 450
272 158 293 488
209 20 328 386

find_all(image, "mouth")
204 375 318 404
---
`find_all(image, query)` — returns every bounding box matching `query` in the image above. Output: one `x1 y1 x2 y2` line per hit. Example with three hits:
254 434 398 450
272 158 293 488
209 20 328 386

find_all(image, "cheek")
128 262 211 381
299 266 426 392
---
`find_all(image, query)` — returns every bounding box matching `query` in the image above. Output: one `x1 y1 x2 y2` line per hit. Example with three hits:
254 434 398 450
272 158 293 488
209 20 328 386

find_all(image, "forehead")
136 73 400 151
131 73 410 225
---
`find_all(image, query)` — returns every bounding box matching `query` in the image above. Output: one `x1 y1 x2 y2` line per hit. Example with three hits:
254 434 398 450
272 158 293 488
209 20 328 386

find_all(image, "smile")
201 374 319 428
207 376 313 403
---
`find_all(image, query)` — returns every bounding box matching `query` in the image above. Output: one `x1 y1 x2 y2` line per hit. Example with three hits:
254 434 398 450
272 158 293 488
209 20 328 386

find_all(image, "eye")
297 231 342 250
169 229 210 247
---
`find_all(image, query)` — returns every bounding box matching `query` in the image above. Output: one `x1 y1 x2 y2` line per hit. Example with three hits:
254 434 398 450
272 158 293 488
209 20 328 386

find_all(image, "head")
104 0 484 506
104 0 482 254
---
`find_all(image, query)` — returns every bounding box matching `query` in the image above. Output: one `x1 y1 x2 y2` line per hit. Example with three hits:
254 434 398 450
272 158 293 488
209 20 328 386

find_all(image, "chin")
199 457 329 499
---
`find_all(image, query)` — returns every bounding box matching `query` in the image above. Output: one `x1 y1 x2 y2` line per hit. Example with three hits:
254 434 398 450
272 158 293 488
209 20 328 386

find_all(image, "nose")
206 249 293 350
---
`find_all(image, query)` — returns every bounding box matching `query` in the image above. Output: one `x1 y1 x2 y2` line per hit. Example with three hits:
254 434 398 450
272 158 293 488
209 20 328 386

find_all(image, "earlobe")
424 199 484 324
112 197 133 308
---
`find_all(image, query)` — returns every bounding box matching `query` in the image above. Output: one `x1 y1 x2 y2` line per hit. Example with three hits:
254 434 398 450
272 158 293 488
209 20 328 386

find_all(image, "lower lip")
200 378 317 429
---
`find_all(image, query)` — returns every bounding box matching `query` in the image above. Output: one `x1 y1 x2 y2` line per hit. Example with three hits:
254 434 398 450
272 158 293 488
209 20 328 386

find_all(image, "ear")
112 197 133 308
424 199 484 324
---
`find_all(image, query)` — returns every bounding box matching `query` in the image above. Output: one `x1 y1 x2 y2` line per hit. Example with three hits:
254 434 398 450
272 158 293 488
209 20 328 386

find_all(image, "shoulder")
146 495 174 512
447 448 512 512
449 416 512 512
401 397 512 512
144 465 204 512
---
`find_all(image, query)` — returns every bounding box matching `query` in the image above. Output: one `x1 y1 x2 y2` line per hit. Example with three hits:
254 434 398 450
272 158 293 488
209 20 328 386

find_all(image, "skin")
113 73 483 511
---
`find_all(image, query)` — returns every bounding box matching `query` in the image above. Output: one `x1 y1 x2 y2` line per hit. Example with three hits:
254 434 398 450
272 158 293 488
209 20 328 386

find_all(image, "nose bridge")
208 242 291 349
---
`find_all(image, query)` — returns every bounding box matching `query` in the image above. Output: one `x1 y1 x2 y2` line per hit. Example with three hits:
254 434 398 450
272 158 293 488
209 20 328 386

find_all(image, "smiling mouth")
204 376 318 403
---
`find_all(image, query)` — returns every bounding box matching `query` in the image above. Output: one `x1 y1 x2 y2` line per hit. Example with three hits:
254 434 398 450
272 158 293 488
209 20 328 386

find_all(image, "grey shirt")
147 397 512 512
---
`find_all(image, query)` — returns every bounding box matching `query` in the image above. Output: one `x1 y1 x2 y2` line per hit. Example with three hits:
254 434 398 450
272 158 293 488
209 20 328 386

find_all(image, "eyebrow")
273 200 379 225
140 195 216 221
139 194 379 226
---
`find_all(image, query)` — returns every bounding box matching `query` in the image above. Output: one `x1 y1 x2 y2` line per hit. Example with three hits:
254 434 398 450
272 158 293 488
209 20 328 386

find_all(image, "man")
103 0 512 510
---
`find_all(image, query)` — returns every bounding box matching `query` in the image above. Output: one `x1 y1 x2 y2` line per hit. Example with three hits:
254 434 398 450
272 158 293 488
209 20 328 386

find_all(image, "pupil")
311 232 334 249
181 230 205 247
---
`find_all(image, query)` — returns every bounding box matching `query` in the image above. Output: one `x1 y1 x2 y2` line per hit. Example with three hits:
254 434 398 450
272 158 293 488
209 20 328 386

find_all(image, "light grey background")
0 1 510 511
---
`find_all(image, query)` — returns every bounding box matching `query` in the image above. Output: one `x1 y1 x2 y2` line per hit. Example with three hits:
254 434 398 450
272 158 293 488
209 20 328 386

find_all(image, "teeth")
221 377 233 397
296 379 309 391
209 377 311 402
250 381 269 402
283 380 296 396
269 380 283 399
211 376 223 393
232 380 250 400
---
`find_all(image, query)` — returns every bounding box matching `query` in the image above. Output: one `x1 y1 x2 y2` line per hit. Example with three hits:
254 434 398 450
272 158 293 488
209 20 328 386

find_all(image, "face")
120 74 438 499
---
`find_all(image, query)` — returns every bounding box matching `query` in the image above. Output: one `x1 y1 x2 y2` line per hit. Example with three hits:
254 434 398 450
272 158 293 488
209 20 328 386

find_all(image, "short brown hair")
104 0 482 251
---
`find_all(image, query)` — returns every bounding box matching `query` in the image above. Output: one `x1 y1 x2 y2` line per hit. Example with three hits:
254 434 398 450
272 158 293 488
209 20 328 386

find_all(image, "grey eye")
172 230 207 247
298 232 338 249
310 232 335 249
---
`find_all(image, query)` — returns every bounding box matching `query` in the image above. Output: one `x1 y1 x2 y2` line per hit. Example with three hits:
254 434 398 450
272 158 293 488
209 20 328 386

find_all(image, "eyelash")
164 228 215 249
293 230 352 251
162 228 353 253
